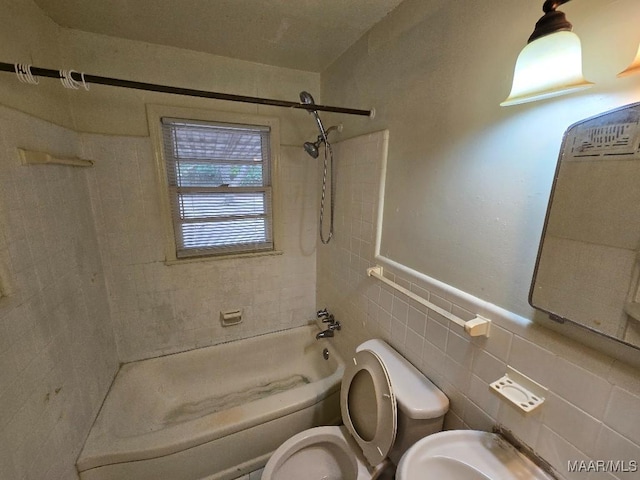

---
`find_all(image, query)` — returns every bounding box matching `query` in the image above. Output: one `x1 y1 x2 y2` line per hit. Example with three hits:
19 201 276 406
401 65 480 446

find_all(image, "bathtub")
76 324 344 480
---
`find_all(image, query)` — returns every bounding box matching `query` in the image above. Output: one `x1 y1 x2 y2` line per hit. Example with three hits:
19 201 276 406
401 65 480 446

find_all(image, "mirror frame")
529 101 640 352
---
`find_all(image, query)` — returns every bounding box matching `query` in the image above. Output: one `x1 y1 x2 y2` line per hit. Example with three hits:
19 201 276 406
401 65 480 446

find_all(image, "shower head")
302 125 342 158
304 139 321 158
304 134 325 159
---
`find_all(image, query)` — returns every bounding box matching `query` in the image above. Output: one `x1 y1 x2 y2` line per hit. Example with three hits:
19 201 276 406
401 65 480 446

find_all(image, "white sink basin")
397 430 553 480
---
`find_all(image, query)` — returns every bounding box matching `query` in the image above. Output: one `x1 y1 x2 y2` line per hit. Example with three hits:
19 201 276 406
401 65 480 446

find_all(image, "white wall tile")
472 323 512 362
546 356 613 419
472 350 506 384
508 336 557 385
446 330 475 369
468 374 500 419
425 314 449 351
317 130 640 480
404 327 424 365
497 401 543 448
84 136 318 360
594 427 640 480
463 399 496 432
536 426 589 480
0 106 118 480
543 393 602 457
604 387 640 446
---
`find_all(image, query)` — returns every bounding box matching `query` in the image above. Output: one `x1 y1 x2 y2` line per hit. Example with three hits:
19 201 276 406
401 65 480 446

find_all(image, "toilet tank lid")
356 339 449 419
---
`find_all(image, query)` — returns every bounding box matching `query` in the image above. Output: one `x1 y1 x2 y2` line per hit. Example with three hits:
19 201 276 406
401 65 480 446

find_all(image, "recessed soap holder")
490 366 547 414
220 309 243 327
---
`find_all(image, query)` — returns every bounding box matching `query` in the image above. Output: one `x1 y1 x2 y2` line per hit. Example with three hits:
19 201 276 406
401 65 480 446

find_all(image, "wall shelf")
18 148 94 167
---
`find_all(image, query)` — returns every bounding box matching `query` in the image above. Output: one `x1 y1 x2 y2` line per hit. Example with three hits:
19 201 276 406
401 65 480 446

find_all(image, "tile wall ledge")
375 255 640 370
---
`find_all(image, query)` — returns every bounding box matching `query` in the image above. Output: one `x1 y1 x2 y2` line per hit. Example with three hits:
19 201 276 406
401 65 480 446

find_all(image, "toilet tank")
357 339 449 463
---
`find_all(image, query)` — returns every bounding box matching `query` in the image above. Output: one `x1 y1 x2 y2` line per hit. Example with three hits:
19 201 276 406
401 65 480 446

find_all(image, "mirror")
530 102 640 350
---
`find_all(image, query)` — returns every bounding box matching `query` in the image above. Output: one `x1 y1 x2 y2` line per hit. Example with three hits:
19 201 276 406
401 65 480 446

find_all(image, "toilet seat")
341 349 397 466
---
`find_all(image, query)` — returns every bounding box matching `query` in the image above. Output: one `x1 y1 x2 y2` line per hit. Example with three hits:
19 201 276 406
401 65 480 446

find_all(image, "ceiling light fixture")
618 43 640 77
501 0 593 107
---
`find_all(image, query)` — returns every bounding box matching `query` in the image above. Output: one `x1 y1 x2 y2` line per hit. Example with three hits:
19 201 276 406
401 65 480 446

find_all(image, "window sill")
164 249 284 266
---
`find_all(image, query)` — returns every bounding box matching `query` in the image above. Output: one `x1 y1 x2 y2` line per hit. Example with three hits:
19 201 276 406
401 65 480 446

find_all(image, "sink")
396 430 554 480
410 456 492 479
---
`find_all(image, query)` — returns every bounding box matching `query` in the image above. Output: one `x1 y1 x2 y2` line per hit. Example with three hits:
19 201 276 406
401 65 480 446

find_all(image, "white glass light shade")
501 31 593 107
618 43 640 77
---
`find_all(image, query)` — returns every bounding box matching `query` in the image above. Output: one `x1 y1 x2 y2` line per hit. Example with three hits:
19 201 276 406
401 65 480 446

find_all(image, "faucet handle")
322 314 335 323
317 308 329 319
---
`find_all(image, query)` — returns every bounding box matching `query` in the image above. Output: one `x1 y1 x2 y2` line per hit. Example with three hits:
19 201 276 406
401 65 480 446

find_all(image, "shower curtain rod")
0 61 373 117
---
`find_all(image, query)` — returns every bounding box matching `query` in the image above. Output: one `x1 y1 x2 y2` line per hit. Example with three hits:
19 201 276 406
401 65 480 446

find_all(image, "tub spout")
316 329 334 339
316 320 341 339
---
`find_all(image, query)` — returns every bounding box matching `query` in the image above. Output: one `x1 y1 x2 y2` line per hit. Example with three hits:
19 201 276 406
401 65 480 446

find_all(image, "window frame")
147 105 282 263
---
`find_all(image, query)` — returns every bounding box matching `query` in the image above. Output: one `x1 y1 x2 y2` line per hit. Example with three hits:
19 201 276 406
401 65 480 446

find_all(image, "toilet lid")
341 349 397 467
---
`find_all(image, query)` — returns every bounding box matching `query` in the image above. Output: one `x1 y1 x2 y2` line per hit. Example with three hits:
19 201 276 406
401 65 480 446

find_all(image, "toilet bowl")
262 339 449 480
262 426 370 480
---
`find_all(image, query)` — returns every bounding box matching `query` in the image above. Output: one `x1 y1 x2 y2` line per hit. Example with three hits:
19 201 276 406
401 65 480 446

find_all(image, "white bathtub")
77 324 343 480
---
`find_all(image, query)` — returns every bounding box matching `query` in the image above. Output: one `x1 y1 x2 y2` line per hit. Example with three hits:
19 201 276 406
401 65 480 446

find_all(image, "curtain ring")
80 72 90 91
60 70 80 89
60 70 89 91
15 64 39 84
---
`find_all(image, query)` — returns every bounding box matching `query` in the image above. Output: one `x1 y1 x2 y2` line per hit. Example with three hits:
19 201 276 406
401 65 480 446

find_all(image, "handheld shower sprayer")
299 90 343 244
300 91 327 140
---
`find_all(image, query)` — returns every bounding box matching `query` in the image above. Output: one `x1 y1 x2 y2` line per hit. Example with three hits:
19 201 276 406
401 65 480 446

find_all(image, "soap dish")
490 366 547 414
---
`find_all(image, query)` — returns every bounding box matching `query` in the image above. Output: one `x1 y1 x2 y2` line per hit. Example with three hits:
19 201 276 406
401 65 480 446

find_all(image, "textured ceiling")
34 0 405 72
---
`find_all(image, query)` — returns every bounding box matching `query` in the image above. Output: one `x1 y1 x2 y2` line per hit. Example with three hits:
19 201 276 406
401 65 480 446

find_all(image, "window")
160 117 275 259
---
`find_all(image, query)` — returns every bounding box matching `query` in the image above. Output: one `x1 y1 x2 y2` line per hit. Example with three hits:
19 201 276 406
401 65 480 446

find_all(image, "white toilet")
262 339 449 479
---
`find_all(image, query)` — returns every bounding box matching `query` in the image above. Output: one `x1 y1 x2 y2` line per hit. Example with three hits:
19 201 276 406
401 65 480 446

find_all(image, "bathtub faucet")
316 309 341 339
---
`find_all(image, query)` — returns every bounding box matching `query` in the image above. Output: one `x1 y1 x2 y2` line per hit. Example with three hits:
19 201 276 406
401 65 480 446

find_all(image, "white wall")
57 28 322 143
318 0 640 478
318 131 640 480
321 0 640 317
0 0 72 127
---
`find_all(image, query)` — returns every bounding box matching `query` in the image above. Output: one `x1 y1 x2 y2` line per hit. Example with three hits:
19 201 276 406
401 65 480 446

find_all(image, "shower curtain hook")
60 69 79 89
14 64 39 84
60 70 90 91
80 72 90 91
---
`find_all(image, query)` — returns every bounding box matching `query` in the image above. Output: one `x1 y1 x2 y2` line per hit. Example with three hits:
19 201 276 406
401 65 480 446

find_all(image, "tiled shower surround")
0 104 318 479
82 131 317 361
0 107 118 479
317 130 640 480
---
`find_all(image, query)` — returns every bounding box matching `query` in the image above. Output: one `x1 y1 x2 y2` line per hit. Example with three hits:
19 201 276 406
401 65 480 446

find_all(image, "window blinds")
161 118 273 258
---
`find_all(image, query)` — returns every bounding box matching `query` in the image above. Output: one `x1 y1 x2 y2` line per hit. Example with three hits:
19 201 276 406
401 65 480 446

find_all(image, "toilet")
262 339 449 479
